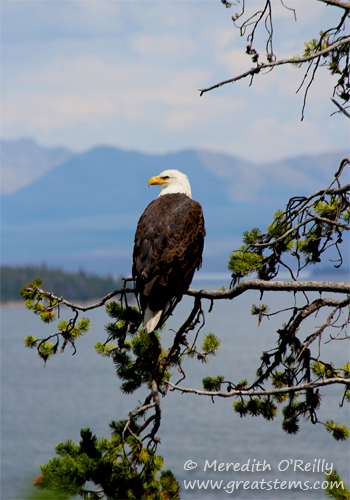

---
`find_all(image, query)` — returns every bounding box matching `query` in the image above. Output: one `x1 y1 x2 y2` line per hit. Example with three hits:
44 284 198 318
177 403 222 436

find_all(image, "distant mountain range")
1 138 348 276
1 138 73 194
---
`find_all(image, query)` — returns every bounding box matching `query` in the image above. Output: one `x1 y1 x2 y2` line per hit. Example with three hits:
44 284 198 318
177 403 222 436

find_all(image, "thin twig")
331 97 350 118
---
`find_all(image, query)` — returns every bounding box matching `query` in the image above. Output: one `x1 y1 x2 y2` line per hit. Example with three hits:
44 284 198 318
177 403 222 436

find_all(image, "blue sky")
1 0 348 162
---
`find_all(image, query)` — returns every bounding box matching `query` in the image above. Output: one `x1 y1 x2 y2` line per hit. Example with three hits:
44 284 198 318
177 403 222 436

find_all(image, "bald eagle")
132 170 205 333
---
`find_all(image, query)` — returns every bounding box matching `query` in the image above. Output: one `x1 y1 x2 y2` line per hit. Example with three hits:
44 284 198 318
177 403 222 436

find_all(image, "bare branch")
280 0 297 20
186 280 350 301
313 215 350 229
300 52 321 120
317 0 350 10
331 97 350 118
167 377 350 398
166 296 202 362
29 286 136 312
294 303 343 367
199 35 350 96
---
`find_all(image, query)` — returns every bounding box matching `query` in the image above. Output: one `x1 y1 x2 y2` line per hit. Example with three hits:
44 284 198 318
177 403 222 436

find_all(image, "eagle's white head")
148 169 192 198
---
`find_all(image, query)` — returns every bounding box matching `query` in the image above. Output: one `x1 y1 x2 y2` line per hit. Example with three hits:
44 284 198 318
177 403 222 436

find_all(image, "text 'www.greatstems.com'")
183 478 346 494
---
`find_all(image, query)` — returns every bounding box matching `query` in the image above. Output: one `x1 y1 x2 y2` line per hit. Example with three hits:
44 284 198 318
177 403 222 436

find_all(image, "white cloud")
2 53 246 140
249 115 333 161
2 90 115 131
163 92 243 132
1 0 348 161
216 48 252 75
131 33 197 59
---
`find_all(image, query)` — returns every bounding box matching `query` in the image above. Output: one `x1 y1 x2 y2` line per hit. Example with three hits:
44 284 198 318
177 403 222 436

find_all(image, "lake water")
1 275 349 499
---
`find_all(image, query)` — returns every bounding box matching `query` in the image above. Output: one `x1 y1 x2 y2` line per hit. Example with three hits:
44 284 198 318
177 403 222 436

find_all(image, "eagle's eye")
161 176 170 180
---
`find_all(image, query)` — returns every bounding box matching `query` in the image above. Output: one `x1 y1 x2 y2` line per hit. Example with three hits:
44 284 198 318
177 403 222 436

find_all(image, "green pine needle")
324 469 350 499
202 375 225 391
325 420 350 441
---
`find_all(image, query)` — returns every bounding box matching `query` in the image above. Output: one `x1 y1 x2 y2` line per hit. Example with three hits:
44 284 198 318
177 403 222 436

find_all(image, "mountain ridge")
1 138 347 275
1 138 74 194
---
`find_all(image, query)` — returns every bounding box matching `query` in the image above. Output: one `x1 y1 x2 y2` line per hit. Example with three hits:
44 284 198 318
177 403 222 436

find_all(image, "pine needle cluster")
233 397 278 421
22 278 91 362
95 301 170 395
34 426 180 500
324 470 350 500
186 332 221 363
229 354 350 439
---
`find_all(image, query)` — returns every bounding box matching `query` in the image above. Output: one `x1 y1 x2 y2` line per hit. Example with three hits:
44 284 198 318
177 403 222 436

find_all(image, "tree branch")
331 97 350 118
149 379 161 440
186 280 350 300
30 279 350 315
313 215 350 229
167 377 350 398
294 303 342 367
199 35 350 95
317 0 350 11
166 296 202 362
30 286 136 312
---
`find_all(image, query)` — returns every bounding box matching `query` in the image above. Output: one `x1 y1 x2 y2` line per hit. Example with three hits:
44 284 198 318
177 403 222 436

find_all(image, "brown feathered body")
132 193 205 332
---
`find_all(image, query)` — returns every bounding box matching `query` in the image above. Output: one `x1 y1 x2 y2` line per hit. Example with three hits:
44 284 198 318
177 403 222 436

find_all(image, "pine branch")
249 212 349 250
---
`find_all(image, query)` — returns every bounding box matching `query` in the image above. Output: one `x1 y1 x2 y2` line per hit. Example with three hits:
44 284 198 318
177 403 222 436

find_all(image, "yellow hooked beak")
148 176 167 187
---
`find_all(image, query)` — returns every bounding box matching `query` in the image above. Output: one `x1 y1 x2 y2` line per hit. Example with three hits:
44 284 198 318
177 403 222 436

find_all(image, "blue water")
1 276 349 499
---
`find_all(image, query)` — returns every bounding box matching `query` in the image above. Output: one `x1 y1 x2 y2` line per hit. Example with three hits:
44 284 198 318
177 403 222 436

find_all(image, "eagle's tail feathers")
144 307 163 333
143 297 181 333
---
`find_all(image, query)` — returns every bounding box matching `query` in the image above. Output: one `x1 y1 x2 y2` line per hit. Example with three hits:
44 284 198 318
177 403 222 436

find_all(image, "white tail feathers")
144 306 163 333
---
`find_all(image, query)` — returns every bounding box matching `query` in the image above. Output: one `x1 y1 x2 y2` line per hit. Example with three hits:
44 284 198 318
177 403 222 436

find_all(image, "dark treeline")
1 266 123 303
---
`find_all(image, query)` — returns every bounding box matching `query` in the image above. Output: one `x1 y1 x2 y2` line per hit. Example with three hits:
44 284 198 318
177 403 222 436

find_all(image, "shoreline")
1 300 26 308
0 298 123 309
